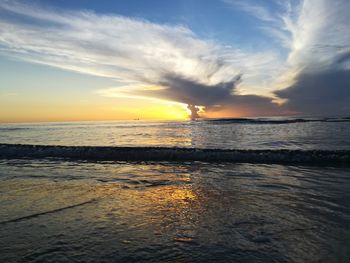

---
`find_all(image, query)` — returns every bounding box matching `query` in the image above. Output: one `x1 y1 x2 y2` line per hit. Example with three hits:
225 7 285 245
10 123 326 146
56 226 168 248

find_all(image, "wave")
206 117 350 125
0 144 349 165
0 127 30 131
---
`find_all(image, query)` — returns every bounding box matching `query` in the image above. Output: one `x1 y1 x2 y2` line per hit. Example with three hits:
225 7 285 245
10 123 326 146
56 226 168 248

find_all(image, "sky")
0 0 349 122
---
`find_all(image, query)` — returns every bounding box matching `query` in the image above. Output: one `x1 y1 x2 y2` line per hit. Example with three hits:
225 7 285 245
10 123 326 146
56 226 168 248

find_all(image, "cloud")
1 0 349 118
222 0 298 49
98 73 281 118
222 0 350 116
187 104 201 120
140 73 242 105
275 0 350 115
0 0 283 118
223 0 276 22
276 69 350 115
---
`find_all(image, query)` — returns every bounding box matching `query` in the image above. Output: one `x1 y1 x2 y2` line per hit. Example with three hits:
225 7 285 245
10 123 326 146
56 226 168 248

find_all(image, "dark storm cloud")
276 52 350 115
137 73 280 117
155 73 242 105
187 104 201 120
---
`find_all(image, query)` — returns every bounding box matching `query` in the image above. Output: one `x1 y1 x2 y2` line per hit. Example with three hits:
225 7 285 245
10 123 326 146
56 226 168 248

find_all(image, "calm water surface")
0 119 350 150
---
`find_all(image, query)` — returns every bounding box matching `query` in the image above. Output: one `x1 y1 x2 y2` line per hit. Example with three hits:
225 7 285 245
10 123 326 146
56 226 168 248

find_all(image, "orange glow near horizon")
0 97 191 123
0 90 288 123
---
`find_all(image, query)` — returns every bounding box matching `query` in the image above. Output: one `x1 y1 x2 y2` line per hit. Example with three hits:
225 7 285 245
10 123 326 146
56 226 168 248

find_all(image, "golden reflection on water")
1 160 350 262
102 184 199 215
0 162 309 228
134 186 198 213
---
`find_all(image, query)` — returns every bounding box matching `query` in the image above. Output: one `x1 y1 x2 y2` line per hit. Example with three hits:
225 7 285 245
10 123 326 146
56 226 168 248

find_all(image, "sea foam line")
0 144 350 165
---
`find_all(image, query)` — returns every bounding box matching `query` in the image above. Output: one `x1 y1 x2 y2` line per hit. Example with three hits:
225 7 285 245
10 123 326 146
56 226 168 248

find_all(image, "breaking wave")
0 144 349 165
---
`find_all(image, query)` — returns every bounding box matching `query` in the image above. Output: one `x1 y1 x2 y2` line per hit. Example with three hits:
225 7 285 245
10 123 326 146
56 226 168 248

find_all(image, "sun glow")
0 93 191 123
144 103 190 120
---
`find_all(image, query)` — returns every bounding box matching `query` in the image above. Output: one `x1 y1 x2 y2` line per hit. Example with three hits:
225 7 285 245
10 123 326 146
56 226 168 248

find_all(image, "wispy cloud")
275 0 350 115
0 0 283 117
1 0 349 117
283 0 350 68
225 0 350 115
224 0 300 49
223 0 276 22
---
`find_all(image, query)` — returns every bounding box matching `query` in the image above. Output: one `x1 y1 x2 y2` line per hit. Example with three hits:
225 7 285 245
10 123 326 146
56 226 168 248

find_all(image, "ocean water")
0 117 350 150
0 118 350 262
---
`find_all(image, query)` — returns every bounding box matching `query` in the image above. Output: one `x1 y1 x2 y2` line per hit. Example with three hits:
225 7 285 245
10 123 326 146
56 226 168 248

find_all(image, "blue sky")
33 0 285 50
0 0 350 121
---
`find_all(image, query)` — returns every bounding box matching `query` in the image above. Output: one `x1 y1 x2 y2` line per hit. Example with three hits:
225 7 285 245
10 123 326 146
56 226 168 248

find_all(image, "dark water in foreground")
1 159 349 262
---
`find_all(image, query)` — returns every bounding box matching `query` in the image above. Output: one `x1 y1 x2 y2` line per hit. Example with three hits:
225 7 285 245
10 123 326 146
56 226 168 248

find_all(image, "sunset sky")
0 0 349 122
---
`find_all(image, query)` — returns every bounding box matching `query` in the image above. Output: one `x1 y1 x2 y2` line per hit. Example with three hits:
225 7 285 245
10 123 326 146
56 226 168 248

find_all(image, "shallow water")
1 118 350 150
1 159 349 262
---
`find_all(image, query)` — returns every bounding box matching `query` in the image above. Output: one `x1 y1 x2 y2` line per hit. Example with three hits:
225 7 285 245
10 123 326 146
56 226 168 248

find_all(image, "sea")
0 117 349 262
